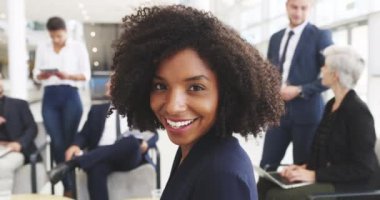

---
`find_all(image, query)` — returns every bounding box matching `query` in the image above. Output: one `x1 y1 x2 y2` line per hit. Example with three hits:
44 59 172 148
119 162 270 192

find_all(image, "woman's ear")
333 71 340 83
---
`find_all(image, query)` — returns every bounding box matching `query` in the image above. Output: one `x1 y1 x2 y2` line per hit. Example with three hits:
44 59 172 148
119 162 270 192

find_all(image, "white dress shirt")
98 109 128 146
34 38 91 87
279 21 308 85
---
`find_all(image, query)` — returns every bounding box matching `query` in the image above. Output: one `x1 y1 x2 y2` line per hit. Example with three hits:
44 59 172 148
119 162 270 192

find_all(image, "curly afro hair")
111 5 284 137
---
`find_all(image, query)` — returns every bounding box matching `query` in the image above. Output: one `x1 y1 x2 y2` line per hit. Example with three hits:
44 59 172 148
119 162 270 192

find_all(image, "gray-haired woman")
258 45 380 200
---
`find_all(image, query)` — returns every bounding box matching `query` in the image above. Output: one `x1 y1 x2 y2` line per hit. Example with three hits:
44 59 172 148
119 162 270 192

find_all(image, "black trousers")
257 178 335 200
76 136 143 200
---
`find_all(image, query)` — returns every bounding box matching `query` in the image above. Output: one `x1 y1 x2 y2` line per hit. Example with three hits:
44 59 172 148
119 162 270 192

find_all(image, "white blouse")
34 38 91 87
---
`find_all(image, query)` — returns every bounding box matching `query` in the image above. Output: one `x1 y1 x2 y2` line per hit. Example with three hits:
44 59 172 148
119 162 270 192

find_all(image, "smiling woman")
110 5 284 200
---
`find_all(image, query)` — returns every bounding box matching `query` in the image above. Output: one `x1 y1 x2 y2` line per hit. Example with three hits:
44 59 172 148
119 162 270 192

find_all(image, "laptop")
254 165 312 189
0 147 11 158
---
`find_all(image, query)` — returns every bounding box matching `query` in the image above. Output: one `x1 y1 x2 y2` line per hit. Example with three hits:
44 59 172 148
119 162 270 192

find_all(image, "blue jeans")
42 85 83 191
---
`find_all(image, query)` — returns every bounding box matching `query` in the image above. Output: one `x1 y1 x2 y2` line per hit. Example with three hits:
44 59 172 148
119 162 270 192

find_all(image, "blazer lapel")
273 30 285 67
161 134 216 199
291 23 312 67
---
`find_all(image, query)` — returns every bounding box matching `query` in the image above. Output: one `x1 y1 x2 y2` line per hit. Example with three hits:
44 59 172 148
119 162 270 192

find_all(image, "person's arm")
33 44 52 81
16 101 38 151
191 170 255 200
78 43 91 81
315 104 377 183
299 30 333 99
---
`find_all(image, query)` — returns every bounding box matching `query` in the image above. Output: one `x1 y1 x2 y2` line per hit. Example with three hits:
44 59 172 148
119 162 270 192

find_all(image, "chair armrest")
308 190 380 200
29 140 50 163
29 139 50 193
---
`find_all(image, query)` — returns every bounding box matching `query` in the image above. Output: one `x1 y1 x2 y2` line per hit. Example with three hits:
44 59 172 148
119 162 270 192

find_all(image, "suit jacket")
161 133 258 200
267 23 333 124
73 102 158 162
2 96 38 163
308 90 380 191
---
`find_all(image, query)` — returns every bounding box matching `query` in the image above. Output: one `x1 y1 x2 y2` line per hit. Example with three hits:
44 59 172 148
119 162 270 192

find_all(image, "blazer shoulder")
91 103 110 112
270 29 286 40
306 23 331 35
340 91 372 118
206 137 253 174
4 96 28 106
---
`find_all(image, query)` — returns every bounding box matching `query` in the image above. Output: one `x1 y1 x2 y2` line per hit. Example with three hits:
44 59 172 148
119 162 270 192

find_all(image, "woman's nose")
165 90 187 115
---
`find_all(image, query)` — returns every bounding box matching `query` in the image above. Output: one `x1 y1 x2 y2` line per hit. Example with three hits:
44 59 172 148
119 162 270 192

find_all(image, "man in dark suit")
48 80 158 200
0 74 38 178
260 0 333 171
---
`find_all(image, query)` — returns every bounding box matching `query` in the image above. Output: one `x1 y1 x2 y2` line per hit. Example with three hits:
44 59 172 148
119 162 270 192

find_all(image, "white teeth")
166 119 195 129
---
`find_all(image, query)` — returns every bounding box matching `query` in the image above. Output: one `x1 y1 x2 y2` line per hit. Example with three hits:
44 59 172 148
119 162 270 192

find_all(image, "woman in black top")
259 45 380 200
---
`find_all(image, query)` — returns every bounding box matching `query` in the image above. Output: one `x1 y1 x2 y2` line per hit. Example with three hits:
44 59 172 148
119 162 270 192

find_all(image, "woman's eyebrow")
153 75 210 81
185 75 209 82
153 76 164 80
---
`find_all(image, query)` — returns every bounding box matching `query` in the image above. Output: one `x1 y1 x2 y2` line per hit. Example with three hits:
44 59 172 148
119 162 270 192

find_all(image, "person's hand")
6 142 22 152
65 145 81 161
280 164 301 177
140 141 149 153
55 71 69 80
280 85 301 101
0 116 6 125
37 72 53 80
281 164 316 183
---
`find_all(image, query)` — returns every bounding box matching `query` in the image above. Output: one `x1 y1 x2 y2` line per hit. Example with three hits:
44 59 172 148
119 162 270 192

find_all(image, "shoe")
48 161 76 185
64 191 74 198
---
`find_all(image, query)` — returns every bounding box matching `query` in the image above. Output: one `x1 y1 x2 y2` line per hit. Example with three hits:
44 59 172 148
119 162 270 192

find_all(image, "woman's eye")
189 84 205 91
153 83 166 91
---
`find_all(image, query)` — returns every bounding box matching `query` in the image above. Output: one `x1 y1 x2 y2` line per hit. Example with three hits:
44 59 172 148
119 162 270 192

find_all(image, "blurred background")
0 0 379 195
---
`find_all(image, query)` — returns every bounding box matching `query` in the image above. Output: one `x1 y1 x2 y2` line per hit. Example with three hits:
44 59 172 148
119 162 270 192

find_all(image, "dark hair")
46 16 66 31
111 5 284 137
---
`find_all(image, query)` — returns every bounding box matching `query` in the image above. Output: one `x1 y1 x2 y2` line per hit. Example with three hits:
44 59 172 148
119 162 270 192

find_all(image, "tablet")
41 68 59 73
254 165 312 189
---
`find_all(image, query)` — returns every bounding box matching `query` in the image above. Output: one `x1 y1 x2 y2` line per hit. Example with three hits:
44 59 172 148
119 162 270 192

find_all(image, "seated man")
48 80 158 200
0 74 38 183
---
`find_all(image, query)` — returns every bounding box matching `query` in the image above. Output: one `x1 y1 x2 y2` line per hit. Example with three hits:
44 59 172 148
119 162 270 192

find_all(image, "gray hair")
323 45 365 89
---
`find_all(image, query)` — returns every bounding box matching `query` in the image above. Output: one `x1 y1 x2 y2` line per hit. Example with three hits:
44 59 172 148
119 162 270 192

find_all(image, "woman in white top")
33 16 91 197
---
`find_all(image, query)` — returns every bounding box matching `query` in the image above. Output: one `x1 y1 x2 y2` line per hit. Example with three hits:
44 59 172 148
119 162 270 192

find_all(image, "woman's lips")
164 117 198 133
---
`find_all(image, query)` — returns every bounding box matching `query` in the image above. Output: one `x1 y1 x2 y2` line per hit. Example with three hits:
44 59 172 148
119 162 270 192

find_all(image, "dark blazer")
73 103 110 150
267 23 333 124
161 133 258 200
308 90 380 191
3 96 38 163
73 102 158 161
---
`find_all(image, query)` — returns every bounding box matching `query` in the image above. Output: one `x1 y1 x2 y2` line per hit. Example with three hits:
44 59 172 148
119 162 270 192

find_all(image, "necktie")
280 30 294 74
115 111 121 139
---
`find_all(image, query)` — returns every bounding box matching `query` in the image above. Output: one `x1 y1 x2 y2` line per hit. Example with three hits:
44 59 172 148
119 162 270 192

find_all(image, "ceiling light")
90 31 96 37
78 3 84 9
92 47 98 53
94 61 99 67
0 13 6 19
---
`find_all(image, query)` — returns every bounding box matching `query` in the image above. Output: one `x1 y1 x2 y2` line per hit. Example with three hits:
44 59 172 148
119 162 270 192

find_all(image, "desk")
12 194 73 200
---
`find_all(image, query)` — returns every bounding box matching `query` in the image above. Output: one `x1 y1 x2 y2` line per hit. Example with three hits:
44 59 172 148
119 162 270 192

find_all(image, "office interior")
0 0 380 197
